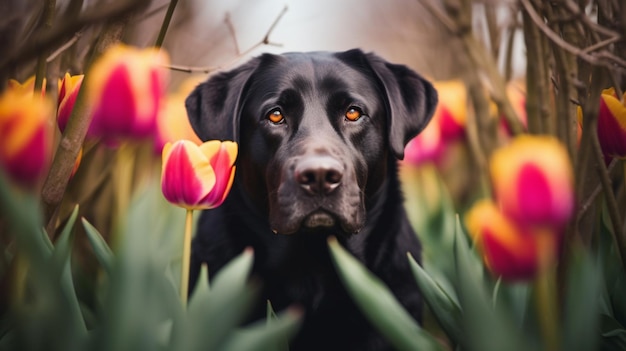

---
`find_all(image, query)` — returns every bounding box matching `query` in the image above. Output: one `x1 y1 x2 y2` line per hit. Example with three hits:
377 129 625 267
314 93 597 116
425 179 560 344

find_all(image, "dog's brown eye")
268 109 284 124
345 107 362 121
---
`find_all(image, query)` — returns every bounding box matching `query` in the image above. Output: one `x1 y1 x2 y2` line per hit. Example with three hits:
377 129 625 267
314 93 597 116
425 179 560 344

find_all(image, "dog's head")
186 49 437 236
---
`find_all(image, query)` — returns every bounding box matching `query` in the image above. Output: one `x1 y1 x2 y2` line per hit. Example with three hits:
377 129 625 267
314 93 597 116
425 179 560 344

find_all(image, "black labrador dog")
186 49 437 351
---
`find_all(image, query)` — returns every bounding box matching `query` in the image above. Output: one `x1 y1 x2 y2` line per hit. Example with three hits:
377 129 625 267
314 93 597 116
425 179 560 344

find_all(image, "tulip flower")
161 139 237 307
597 88 626 159
87 44 169 144
57 73 84 132
465 200 559 281
490 135 574 229
0 90 53 186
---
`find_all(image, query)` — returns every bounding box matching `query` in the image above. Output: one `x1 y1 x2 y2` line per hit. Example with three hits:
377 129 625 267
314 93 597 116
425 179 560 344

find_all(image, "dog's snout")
295 156 343 195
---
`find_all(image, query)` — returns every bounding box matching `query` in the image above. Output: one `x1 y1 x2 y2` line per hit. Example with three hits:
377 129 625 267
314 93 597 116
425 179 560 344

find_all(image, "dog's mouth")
303 209 336 229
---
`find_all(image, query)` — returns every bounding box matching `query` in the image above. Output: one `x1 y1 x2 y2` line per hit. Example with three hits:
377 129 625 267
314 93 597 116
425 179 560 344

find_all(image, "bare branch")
165 5 288 74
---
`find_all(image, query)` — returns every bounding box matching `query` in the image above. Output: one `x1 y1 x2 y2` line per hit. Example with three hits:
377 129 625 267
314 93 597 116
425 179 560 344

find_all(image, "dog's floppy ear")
337 49 438 159
185 57 261 142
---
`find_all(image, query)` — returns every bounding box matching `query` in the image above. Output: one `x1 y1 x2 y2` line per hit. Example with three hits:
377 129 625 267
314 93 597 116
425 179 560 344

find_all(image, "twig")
592 129 626 272
520 0 626 73
34 0 56 93
154 0 179 48
578 160 618 217
0 0 151 71
43 4 135 233
225 13 241 55
165 5 288 74
46 32 81 62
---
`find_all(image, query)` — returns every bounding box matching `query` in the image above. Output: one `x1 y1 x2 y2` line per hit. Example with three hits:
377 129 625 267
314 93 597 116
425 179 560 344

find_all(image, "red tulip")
161 140 237 210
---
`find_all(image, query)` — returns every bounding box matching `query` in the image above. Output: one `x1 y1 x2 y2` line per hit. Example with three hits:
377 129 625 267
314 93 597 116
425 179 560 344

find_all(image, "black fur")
186 49 437 351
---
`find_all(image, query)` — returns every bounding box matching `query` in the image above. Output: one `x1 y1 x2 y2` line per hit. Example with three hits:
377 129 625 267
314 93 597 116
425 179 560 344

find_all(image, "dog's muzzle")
270 151 365 235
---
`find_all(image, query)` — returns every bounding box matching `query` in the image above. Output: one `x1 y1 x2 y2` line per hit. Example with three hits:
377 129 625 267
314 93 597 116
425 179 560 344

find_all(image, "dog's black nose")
295 156 343 195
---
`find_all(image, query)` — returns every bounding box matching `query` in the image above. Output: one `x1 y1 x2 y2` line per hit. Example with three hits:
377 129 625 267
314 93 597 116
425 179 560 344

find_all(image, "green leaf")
81 217 114 276
220 307 302 351
175 248 258 351
562 248 601 351
50 205 79 277
453 217 528 351
600 314 626 350
328 237 444 351
408 252 463 346
266 300 278 323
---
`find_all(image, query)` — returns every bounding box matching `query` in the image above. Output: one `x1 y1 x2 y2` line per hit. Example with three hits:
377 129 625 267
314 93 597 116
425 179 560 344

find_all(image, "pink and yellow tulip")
465 135 573 280
0 90 53 186
161 140 237 210
490 135 574 229
87 44 169 144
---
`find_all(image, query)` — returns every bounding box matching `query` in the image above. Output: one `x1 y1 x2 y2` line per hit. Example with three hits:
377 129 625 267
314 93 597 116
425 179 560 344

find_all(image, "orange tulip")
465 200 559 281
87 44 169 144
161 140 237 210
490 135 574 229
0 90 53 186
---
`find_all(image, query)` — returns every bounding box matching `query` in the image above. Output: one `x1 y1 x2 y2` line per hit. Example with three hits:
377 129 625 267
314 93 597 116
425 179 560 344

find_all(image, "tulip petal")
200 141 237 207
161 141 217 209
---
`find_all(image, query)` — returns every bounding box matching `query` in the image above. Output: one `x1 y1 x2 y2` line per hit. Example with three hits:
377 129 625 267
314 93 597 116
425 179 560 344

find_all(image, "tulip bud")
490 135 574 228
57 73 84 132
161 140 237 210
597 88 626 159
87 44 169 144
0 90 53 186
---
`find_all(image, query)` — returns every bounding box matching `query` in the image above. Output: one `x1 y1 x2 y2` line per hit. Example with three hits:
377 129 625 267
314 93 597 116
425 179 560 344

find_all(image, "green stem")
534 267 559 351
154 0 179 48
180 209 193 308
